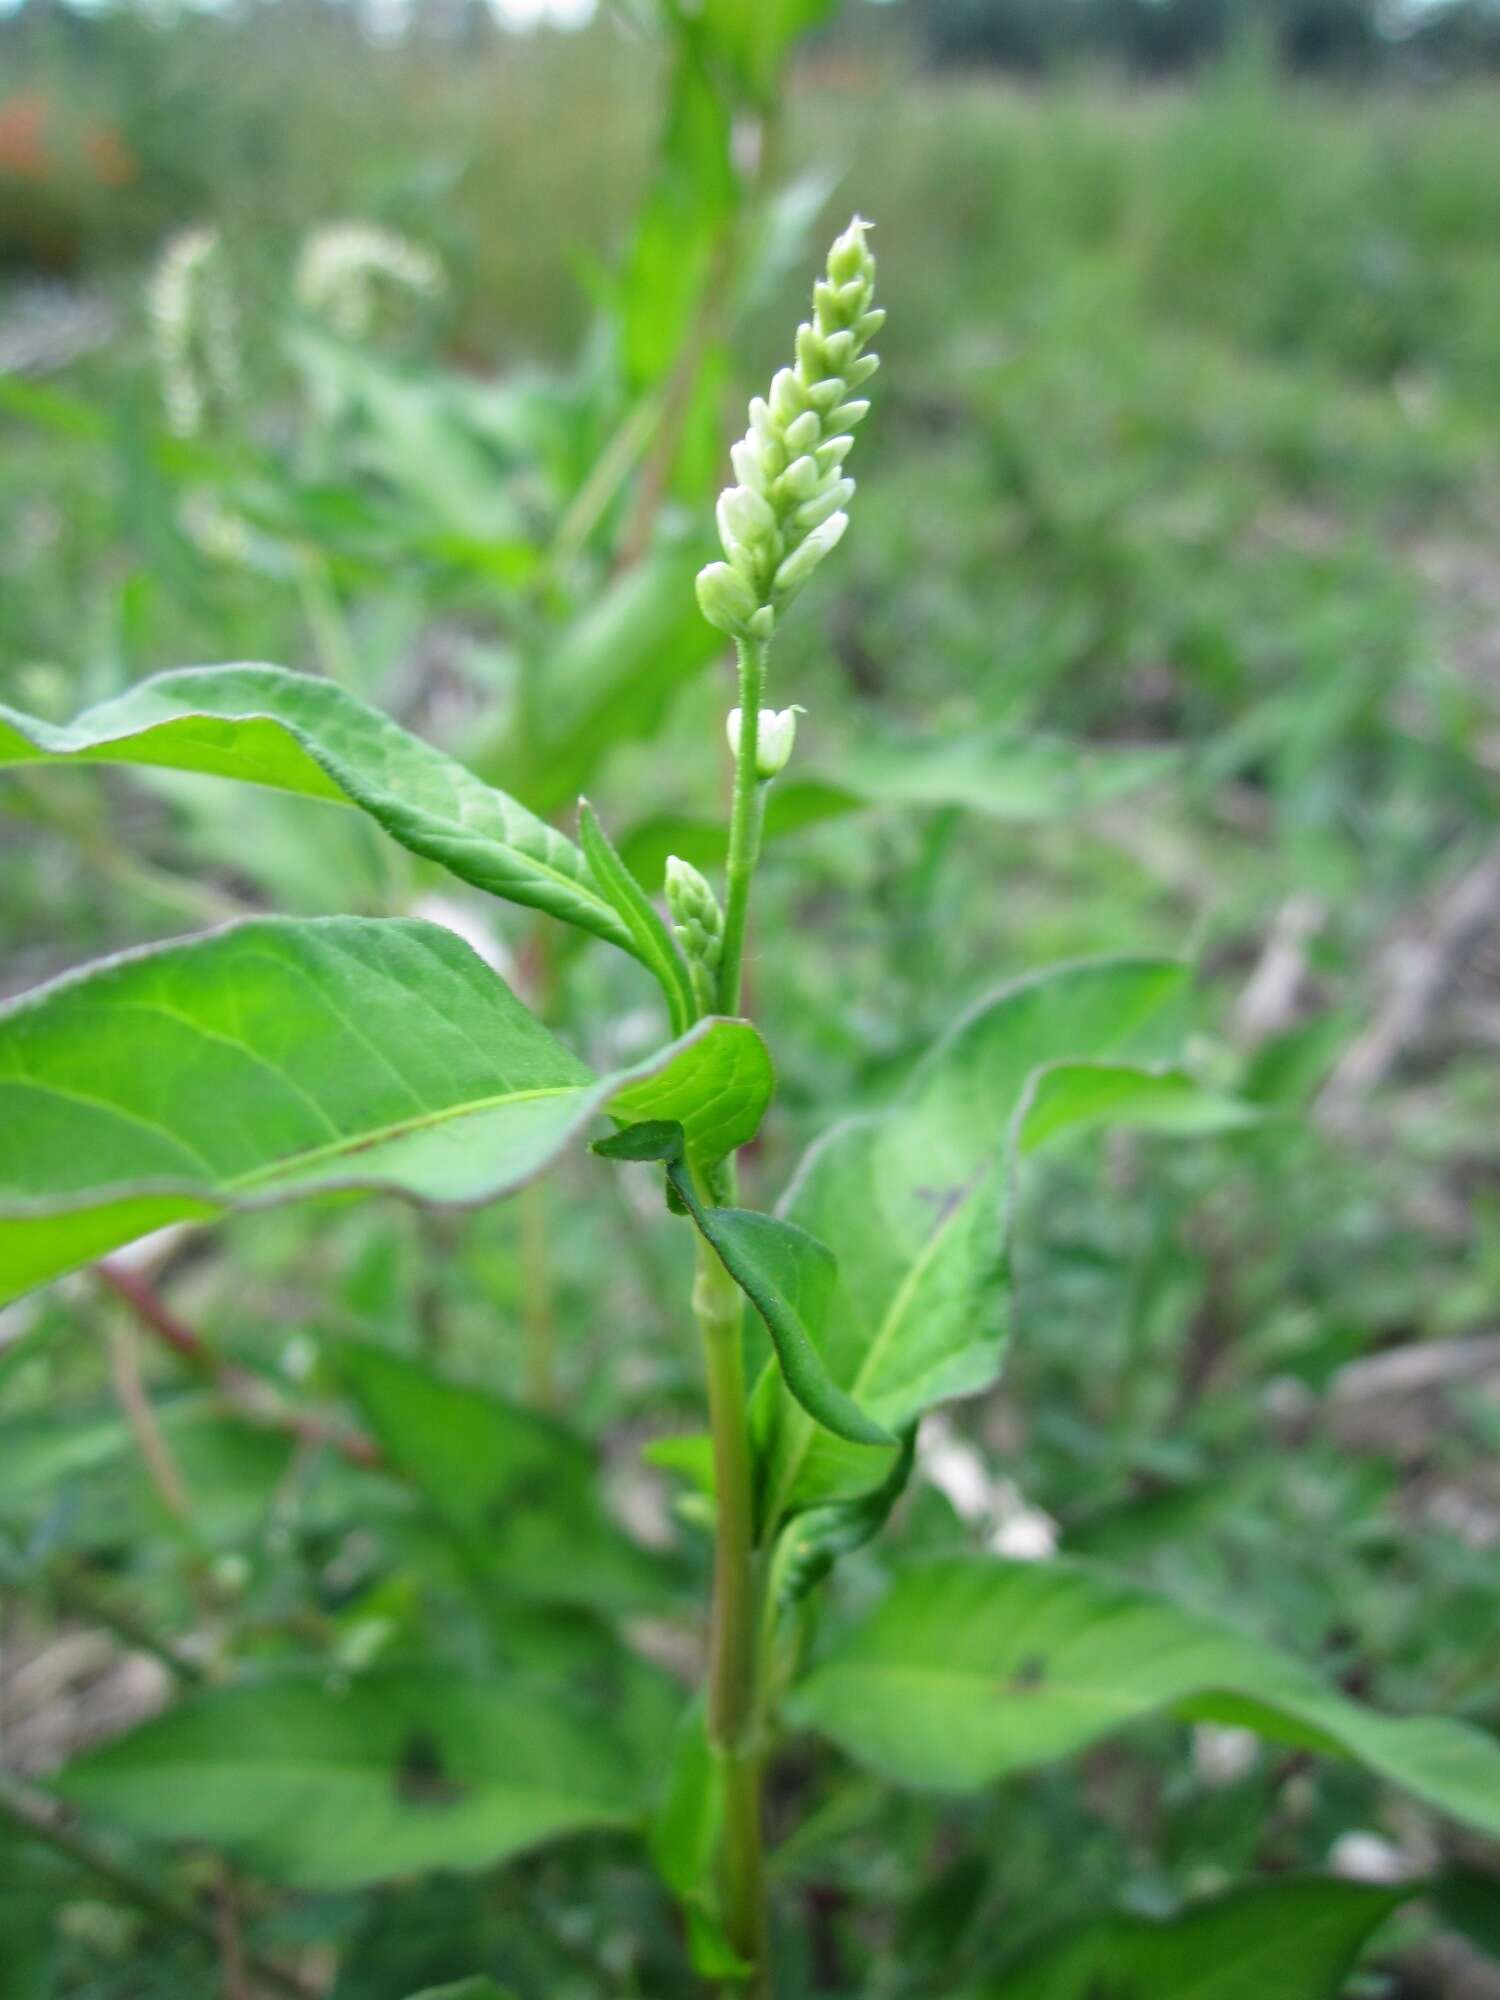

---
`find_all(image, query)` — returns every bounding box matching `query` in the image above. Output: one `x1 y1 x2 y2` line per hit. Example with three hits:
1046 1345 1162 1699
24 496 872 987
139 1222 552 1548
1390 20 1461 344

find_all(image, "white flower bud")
717 484 776 553
795 477 855 533
731 438 768 491
773 512 847 600
726 705 802 780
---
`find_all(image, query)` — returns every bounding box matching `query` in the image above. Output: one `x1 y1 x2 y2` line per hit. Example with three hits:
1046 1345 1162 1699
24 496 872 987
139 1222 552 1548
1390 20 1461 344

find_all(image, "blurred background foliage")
3 0 1500 1995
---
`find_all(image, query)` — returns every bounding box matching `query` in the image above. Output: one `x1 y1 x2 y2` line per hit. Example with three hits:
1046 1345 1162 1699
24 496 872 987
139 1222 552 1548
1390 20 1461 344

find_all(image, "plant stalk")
692 1231 770 1992
716 634 769 1019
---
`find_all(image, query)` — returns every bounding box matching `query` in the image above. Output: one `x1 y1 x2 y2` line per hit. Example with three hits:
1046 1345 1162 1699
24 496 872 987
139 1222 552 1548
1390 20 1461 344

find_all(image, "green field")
3 10 1500 1996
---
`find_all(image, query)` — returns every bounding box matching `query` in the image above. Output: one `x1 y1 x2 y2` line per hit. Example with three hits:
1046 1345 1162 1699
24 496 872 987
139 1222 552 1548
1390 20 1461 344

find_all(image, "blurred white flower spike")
295 223 446 341
146 226 243 438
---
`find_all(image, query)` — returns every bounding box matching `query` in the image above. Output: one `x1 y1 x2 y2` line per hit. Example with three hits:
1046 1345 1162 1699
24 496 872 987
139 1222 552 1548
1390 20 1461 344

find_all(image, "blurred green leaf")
967 1876 1404 1999
621 729 1179 882
54 1667 648 1889
341 1340 670 1613
791 1555 1500 1837
620 38 736 391
403 1984 518 2000
487 545 721 817
648 1707 749 1980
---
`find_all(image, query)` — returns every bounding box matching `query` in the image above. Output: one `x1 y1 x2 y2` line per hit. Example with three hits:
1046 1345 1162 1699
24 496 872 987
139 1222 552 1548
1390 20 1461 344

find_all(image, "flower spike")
696 217 882 642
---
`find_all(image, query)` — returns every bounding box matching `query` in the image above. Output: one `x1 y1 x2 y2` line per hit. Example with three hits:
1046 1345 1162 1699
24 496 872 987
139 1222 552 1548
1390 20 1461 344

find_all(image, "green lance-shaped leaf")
967 1876 1406 2000
52 1667 647 1890
0 665 633 953
753 958 1253 1532
789 1555 1500 1840
0 916 772 1305
594 1122 889 1448
577 798 697 1037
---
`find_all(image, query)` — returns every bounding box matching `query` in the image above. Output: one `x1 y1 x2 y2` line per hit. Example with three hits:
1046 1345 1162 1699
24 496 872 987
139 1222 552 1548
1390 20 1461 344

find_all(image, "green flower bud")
694 216 880 645
665 856 724 1014
695 561 760 637
783 409 821 456
776 454 821 503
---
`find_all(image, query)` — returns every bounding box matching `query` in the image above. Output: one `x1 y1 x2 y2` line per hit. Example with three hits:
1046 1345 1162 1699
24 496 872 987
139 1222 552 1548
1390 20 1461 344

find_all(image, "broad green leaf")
0 916 771 1304
789 1556 1500 1839
54 1666 646 1889
0 665 634 951
621 729 1178 883
754 959 1249 1530
968 1877 1405 2000
341 1341 670 1612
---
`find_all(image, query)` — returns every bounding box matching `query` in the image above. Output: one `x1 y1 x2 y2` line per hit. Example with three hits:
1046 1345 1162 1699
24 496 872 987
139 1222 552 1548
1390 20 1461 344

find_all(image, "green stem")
692 1231 770 1991
717 634 769 1018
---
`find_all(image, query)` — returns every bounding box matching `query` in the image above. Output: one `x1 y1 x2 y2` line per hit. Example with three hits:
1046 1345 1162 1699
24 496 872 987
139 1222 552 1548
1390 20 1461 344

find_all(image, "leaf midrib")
1 1081 587 1208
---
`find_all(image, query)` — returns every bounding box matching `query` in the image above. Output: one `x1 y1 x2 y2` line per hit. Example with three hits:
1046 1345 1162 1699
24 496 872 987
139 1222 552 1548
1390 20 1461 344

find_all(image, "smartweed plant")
4 220 1500 2000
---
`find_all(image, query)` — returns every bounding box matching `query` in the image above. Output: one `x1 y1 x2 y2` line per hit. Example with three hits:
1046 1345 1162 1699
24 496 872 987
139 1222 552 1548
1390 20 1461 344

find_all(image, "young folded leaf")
578 798 697 1035
0 666 634 953
789 1555 1500 1839
594 1121 890 1449
0 918 771 1303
